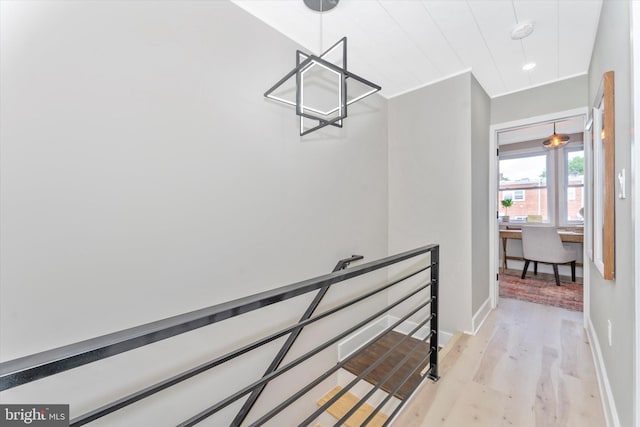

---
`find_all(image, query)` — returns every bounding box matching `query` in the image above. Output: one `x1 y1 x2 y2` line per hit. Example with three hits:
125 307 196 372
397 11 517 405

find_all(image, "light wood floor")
394 298 606 427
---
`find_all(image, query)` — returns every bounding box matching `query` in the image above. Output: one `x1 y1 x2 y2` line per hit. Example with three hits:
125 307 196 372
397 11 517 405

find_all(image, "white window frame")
499 140 585 227
559 142 585 226
498 149 553 224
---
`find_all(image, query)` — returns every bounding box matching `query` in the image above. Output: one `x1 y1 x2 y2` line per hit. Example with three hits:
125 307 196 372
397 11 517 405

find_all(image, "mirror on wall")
590 70 615 280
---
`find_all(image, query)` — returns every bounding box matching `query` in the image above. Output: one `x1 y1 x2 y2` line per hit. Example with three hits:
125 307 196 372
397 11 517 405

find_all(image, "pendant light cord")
319 0 323 53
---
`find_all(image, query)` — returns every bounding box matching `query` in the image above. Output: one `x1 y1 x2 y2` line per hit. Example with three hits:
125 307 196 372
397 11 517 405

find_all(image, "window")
564 148 584 223
499 154 549 222
498 139 584 226
503 190 525 201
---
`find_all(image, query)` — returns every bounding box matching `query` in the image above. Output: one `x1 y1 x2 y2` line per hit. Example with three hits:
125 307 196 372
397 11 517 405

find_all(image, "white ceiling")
231 0 602 99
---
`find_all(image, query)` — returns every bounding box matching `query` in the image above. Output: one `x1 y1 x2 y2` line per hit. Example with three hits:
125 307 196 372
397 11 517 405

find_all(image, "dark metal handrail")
231 254 364 426
70 263 433 426
0 243 440 427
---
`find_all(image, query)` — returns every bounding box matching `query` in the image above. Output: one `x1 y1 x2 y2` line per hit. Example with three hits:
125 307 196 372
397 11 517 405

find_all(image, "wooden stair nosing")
317 386 388 427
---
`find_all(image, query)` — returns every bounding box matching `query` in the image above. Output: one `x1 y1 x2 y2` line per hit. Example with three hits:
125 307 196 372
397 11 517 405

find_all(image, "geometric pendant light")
542 122 570 148
264 1 381 136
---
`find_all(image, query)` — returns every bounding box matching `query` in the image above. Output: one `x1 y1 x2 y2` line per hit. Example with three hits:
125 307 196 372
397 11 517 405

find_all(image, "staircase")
318 386 389 427
316 330 467 426
343 330 430 400
0 244 442 427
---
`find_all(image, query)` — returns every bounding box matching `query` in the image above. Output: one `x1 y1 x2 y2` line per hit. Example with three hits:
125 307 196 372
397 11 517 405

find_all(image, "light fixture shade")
543 122 570 148
264 37 381 136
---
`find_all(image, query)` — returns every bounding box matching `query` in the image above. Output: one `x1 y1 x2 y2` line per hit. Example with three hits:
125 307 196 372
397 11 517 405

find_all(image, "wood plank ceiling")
232 0 602 98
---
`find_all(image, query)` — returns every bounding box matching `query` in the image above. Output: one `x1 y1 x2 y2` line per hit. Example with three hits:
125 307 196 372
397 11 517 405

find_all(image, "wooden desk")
500 229 584 271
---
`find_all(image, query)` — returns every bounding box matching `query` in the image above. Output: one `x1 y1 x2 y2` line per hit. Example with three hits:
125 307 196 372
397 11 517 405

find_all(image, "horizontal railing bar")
70 264 432 426
251 299 434 427
301 317 433 427
0 244 437 391
334 328 434 427
177 282 433 427
381 348 435 427
232 253 364 427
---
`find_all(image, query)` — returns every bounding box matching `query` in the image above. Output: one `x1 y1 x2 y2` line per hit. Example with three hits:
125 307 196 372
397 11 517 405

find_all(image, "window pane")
567 150 584 222
499 155 548 222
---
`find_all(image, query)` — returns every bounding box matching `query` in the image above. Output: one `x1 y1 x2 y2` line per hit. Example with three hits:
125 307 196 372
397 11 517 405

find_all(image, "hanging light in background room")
543 122 570 148
264 0 381 136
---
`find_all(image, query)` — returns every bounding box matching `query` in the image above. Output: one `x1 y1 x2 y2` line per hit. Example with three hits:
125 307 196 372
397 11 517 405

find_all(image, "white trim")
491 72 588 99
584 258 590 330
471 297 492 335
337 315 454 361
436 330 454 347
587 318 621 427
490 121 499 310
489 107 588 314
388 315 453 347
492 108 588 133
388 68 472 99
389 315 431 340
390 69 588 100
631 2 640 426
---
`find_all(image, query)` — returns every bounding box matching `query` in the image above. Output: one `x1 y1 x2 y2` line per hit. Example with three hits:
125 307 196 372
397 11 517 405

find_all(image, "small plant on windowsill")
501 198 514 222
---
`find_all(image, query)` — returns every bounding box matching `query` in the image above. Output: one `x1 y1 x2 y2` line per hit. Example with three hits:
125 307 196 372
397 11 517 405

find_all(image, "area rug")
499 273 583 311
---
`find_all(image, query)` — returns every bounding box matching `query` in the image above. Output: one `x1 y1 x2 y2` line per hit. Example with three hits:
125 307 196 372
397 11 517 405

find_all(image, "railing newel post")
428 245 440 382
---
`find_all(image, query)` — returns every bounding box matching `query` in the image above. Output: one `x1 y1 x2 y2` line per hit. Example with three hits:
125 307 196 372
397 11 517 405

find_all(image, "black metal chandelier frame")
264 37 381 136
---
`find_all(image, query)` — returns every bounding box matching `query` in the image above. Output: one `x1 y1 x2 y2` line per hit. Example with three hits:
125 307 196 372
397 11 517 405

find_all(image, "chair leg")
521 260 530 279
553 264 561 286
571 261 576 282
534 261 538 275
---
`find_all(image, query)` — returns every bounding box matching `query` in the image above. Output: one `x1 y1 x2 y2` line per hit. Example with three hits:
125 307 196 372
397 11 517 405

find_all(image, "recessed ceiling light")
511 21 535 40
522 62 536 71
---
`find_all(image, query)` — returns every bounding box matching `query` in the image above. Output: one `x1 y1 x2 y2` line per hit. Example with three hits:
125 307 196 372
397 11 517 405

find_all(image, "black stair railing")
0 244 440 427
231 254 364 426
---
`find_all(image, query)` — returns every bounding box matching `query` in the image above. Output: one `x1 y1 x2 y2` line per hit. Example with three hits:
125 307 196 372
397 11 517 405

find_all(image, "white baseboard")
388 315 453 347
338 316 389 360
587 318 620 427
470 297 492 335
437 330 453 346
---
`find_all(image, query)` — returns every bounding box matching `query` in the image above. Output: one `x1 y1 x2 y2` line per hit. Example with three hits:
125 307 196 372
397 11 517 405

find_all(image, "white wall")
470 74 491 315
491 75 588 125
388 72 475 335
586 1 635 426
0 1 389 425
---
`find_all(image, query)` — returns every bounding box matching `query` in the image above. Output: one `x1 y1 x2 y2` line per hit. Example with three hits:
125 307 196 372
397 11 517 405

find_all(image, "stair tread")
317 386 388 427
342 330 431 400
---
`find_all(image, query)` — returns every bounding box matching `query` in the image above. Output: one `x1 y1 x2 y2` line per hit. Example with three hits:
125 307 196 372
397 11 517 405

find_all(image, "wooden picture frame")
591 71 615 280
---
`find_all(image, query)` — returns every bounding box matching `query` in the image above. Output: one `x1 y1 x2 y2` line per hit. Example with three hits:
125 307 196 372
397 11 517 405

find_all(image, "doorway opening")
488 108 589 319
